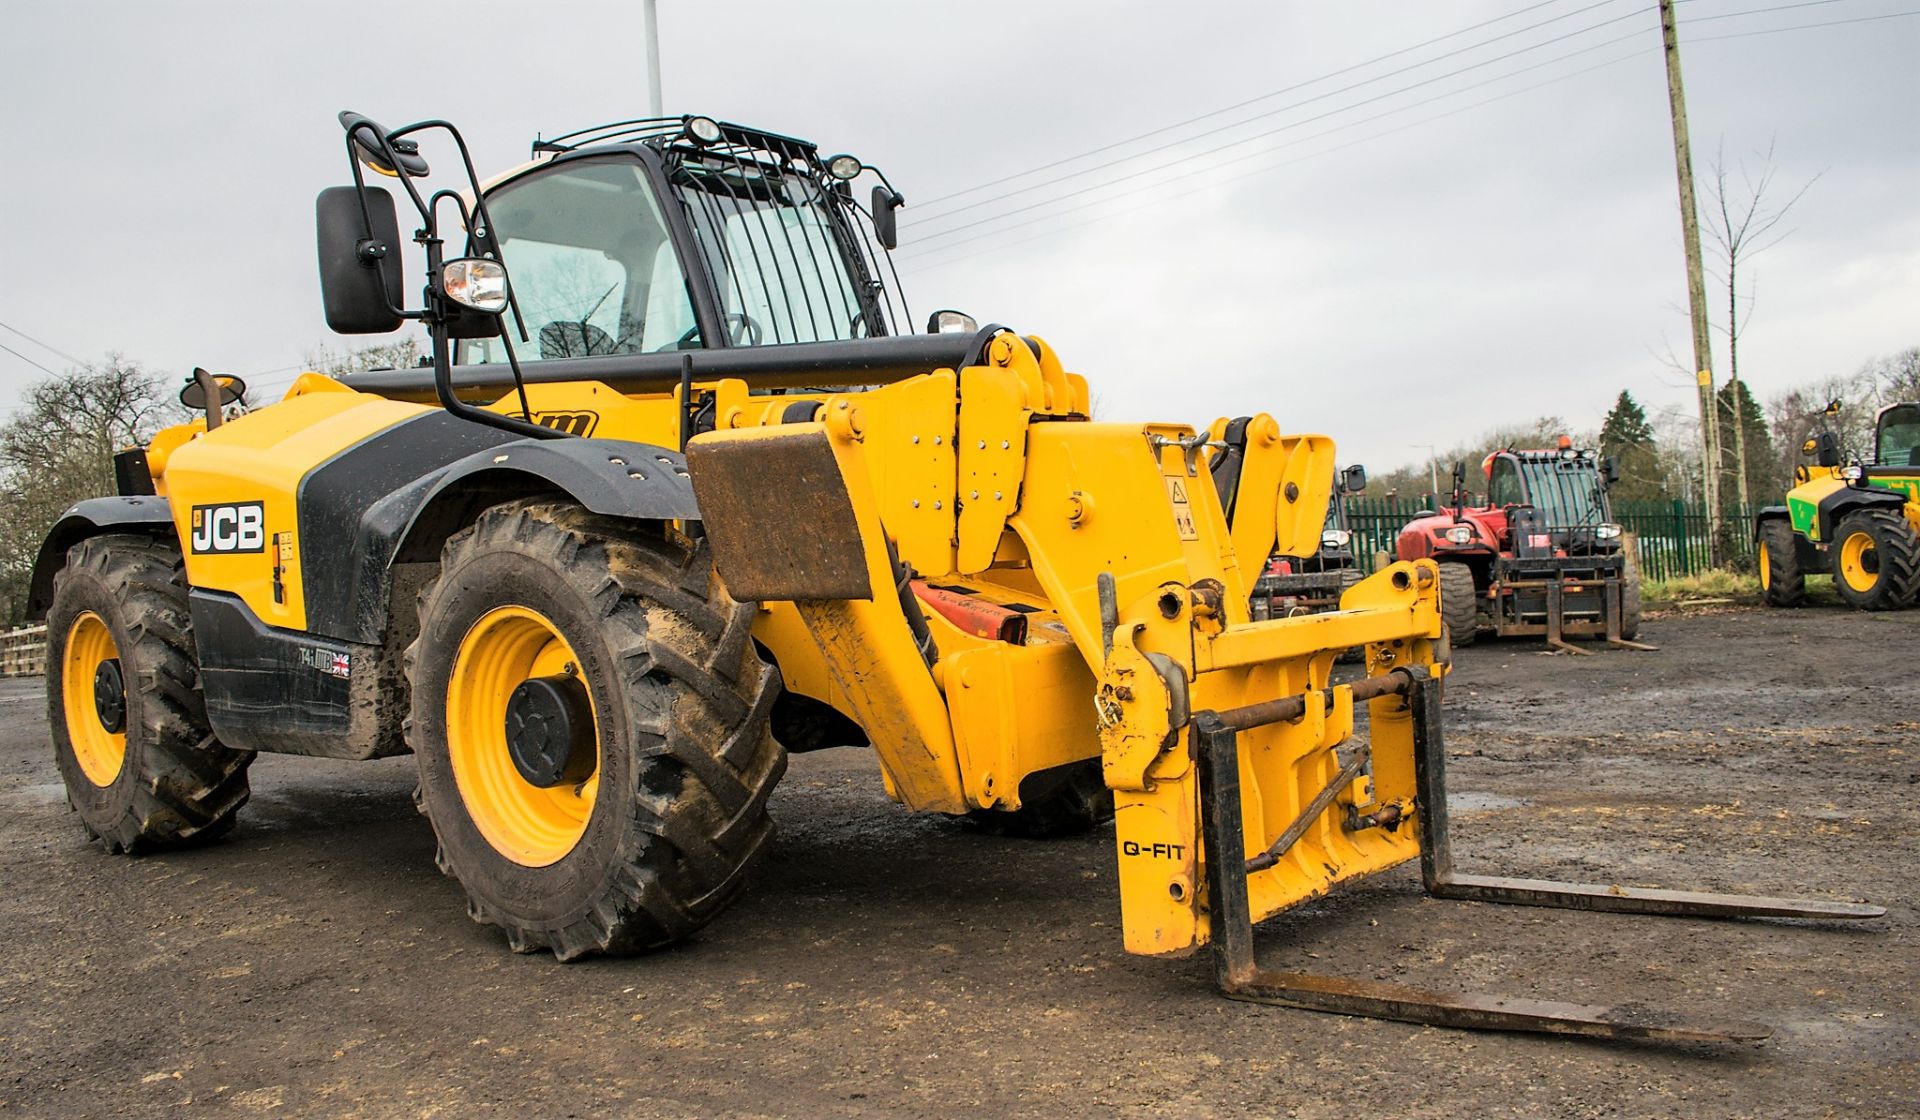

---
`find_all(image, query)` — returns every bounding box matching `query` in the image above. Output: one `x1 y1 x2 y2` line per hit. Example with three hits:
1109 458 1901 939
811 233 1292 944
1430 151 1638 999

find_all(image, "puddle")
1449 791 1528 812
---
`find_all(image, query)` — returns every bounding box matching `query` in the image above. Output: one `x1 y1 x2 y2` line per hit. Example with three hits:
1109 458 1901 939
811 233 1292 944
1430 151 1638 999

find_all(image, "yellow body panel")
159 388 430 629
685 348 1441 958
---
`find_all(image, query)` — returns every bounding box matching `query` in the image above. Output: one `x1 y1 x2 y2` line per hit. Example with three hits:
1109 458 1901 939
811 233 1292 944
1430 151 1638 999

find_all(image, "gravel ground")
1 606 1914 1119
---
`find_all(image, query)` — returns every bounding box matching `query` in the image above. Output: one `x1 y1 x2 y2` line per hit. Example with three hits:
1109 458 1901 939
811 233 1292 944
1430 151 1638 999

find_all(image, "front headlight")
1595 523 1622 539
1444 525 1474 545
1321 529 1351 549
1841 464 1866 481
441 257 510 314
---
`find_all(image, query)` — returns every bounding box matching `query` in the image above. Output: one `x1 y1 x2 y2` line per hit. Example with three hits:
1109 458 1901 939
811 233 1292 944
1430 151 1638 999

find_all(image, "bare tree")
303 337 424 379
1703 140 1820 508
0 356 181 623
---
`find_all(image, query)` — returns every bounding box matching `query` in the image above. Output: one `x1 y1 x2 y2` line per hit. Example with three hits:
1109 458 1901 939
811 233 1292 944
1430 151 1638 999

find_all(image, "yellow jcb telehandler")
33 111 1879 1044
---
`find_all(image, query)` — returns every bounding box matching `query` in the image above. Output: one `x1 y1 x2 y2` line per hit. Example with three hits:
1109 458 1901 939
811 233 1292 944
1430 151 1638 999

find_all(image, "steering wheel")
664 312 766 352
727 312 764 346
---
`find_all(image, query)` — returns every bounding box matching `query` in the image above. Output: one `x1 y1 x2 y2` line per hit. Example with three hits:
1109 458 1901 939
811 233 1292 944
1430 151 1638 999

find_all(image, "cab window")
458 158 699 364
1877 404 1920 467
1488 458 1524 506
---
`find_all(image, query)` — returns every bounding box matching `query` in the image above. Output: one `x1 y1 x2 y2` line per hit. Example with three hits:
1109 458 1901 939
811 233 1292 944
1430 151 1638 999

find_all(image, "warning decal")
1165 475 1199 541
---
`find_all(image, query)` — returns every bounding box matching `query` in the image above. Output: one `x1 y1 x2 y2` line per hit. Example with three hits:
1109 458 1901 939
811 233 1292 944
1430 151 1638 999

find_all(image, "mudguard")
28 496 176 619
1815 485 1908 542
302 433 702 645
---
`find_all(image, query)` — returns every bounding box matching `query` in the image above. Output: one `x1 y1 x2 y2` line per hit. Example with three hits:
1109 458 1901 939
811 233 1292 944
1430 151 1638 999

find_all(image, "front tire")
1437 562 1480 648
1829 509 1920 611
1757 520 1806 607
407 501 784 960
45 535 252 852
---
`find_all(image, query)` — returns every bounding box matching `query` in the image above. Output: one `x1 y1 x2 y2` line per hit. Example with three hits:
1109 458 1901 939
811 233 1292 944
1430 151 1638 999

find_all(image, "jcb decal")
190 502 267 554
533 410 599 437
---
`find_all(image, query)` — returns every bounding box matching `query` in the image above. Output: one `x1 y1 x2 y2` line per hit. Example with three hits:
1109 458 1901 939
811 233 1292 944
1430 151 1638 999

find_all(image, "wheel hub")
92 658 126 735
504 673 596 788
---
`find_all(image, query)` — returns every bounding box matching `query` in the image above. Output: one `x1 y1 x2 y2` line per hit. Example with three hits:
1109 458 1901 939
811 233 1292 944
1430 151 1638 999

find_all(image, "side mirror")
1815 432 1842 468
316 185 404 333
1341 464 1368 493
872 185 903 250
1602 455 1620 484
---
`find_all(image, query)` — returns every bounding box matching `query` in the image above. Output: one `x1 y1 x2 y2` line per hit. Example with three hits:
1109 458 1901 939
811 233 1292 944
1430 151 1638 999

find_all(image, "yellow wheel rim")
446 606 599 867
62 611 127 787
1839 530 1879 593
1758 542 1771 588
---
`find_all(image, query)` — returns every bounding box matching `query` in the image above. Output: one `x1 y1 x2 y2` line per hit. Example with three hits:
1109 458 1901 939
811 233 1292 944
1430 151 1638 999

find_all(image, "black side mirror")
316 185 404 333
1815 432 1842 468
872 185 903 250
1602 455 1621 484
1341 464 1368 494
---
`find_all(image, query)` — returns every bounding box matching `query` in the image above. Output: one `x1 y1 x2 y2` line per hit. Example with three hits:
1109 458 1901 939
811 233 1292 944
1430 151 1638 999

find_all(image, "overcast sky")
1 0 1913 474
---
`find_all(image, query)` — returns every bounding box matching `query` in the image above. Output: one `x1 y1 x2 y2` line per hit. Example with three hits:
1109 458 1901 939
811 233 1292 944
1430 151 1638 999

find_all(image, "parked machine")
1245 464 1367 620
1395 442 1646 653
1757 400 1920 611
31 111 1877 1043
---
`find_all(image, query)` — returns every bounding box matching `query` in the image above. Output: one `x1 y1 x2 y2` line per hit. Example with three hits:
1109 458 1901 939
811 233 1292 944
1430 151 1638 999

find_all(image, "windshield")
672 157 879 345
458 158 699 364
1513 457 1606 529
1877 404 1920 467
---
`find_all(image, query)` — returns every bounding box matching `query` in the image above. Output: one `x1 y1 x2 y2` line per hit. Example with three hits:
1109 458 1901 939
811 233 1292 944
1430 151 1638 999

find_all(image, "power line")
905 0 1648 229
900 39 1649 267
903 3 1903 274
907 48 1652 274
904 16 1654 252
1682 0 1852 23
0 341 59 377
1687 6 1918 39
901 1 1891 263
910 0 1590 210
0 319 83 367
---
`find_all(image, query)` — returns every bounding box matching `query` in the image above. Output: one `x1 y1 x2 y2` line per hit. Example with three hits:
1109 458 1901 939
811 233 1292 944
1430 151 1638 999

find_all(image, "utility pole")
1413 444 1440 496
644 0 664 116
1658 0 1723 561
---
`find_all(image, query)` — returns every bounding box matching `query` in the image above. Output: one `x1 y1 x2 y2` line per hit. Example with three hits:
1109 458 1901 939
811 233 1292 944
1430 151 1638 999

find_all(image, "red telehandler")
1396 441 1649 653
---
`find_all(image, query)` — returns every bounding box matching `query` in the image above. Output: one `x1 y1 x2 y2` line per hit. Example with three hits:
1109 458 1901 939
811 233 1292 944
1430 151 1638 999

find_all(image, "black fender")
1815 485 1908 543
28 496 176 619
291 403 702 644
306 436 700 645
1753 505 1826 571
1752 505 1791 538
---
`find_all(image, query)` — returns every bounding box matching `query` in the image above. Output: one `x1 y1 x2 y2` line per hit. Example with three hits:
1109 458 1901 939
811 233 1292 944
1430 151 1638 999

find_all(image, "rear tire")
407 500 784 959
963 759 1113 839
1830 509 1920 611
1757 519 1806 608
1437 562 1479 648
45 535 252 852
1618 570 1643 640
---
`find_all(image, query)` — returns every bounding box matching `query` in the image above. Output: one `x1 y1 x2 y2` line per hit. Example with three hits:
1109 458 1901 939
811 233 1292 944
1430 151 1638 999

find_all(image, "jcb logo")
533 411 599 437
190 502 266 554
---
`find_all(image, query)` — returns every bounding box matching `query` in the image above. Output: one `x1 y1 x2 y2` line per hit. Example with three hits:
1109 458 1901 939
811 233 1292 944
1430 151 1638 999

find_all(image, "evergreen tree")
1598 391 1665 502
1716 379 1777 508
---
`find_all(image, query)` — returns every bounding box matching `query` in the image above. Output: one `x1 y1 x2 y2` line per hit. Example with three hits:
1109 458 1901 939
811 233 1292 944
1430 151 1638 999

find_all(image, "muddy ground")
1 607 1915 1119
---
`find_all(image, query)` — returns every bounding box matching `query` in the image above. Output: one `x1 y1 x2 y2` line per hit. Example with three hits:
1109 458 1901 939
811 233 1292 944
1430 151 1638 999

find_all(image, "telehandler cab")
34 111 1880 1043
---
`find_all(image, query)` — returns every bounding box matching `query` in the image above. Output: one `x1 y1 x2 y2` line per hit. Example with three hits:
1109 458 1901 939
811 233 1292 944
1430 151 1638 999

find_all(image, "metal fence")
0 625 46 678
1345 498 1756 581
